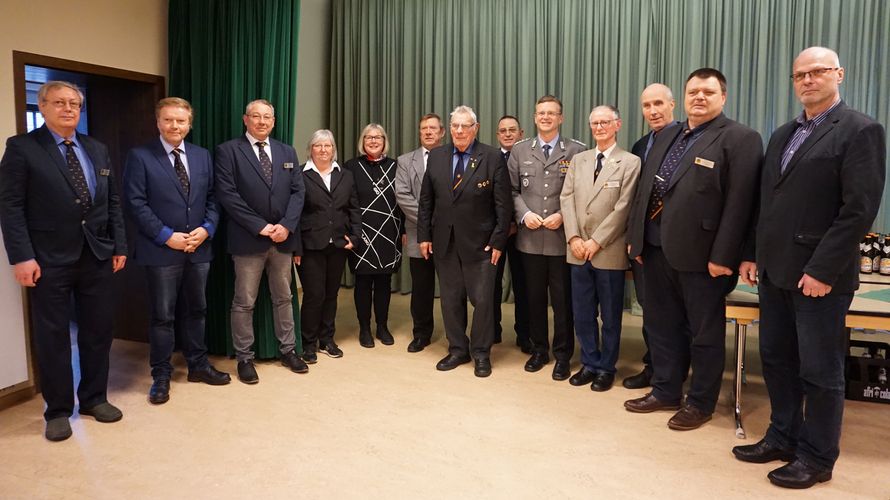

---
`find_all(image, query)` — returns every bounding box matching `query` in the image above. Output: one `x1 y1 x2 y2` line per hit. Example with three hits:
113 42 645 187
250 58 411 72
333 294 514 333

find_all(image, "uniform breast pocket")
519 170 535 191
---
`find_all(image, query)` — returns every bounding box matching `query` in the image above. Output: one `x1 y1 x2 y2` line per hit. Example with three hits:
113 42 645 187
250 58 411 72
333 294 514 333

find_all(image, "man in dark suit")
732 47 885 489
417 105 511 377
215 99 307 384
624 83 678 390
625 69 762 430
395 113 445 353
124 97 231 405
0 81 127 441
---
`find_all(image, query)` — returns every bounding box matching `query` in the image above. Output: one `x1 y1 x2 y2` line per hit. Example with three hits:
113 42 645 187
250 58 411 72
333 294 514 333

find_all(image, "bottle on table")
861 234 874 274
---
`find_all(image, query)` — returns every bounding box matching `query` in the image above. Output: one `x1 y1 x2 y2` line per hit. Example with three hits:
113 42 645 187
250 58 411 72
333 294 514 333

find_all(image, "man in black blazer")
215 99 307 384
0 81 127 441
417 105 511 377
625 69 763 430
732 47 885 489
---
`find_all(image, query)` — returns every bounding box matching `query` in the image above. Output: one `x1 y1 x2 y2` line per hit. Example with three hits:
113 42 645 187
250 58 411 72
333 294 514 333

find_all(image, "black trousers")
354 273 393 328
30 248 115 421
630 258 652 369
642 245 732 413
494 233 530 344
521 252 574 361
408 256 436 341
298 244 348 351
435 247 497 360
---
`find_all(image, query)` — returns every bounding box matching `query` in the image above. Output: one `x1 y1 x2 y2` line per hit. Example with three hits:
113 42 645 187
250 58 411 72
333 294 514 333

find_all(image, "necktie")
594 153 605 182
646 130 691 220
63 140 92 212
503 151 510 162
543 144 551 160
453 151 465 191
171 148 190 195
257 141 273 184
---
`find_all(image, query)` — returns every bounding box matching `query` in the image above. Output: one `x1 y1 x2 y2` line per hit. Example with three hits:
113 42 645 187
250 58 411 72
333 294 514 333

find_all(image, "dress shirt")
49 129 96 197
780 99 841 172
303 159 341 191
245 132 273 164
159 136 190 177
452 142 476 176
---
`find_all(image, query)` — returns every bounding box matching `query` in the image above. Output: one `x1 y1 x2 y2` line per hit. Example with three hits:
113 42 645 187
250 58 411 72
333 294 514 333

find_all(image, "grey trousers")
231 247 296 361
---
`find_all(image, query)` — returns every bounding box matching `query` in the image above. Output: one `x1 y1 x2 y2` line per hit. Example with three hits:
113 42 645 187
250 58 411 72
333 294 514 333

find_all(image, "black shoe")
552 360 571 381
187 365 231 385
359 328 375 348
319 342 343 358
591 372 615 392
407 337 431 353
517 338 533 354
768 460 832 489
376 324 394 345
301 350 318 364
148 379 170 404
474 358 492 377
569 367 597 386
622 367 652 389
733 439 796 464
624 393 682 413
524 352 550 372
436 353 471 371
45 417 72 442
237 360 259 384
281 351 309 374
78 402 123 423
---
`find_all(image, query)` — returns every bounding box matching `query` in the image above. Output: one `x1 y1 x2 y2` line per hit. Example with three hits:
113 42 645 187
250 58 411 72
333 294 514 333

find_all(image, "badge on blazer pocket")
694 157 715 169
283 162 294 169
99 169 111 176
604 181 620 188
477 179 491 189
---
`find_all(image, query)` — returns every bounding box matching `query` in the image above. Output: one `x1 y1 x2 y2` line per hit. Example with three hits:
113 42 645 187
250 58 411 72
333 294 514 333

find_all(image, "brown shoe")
668 405 712 430
624 393 681 413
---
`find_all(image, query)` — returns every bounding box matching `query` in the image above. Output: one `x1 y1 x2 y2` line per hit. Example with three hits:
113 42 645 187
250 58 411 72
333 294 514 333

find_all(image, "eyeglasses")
790 67 839 82
247 113 274 121
498 127 519 134
450 122 476 131
364 135 384 141
590 120 616 129
535 111 561 118
45 99 82 110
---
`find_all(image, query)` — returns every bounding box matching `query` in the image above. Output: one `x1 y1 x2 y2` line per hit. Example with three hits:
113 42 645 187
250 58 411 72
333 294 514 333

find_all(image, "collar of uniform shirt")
537 134 559 152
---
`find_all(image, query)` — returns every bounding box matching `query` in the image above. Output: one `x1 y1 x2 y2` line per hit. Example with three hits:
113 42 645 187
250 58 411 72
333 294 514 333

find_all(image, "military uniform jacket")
508 136 586 256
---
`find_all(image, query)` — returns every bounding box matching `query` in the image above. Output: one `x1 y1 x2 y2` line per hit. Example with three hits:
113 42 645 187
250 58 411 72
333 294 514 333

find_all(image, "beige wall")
294 0 332 153
0 0 168 393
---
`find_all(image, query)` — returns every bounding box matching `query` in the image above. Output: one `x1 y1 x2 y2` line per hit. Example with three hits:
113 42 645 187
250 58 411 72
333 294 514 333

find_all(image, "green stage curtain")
168 0 302 358
330 0 890 231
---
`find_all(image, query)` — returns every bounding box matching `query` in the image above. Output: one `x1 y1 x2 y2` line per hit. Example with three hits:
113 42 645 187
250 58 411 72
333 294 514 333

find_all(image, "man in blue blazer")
124 97 231 405
215 99 307 384
0 81 127 441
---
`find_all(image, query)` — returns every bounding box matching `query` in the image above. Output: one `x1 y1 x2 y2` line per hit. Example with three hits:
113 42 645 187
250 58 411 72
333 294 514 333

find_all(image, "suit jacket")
630 121 681 162
123 138 218 266
417 140 511 259
627 114 763 272
297 163 362 254
561 146 641 268
215 136 304 255
750 102 885 293
0 125 126 266
509 136 587 256
395 147 426 259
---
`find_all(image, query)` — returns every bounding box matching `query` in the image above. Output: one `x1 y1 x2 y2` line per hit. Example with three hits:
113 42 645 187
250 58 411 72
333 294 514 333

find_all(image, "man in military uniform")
507 95 586 381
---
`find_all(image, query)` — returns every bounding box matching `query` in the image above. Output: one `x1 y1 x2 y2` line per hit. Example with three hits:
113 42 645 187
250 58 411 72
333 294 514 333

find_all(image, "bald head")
639 83 675 132
792 46 844 117
794 46 840 68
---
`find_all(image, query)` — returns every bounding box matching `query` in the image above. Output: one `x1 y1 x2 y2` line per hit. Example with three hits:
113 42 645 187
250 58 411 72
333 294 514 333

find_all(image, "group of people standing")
0 45 884 491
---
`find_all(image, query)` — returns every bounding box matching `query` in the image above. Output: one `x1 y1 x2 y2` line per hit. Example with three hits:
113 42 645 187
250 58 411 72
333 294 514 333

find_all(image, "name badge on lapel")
99 169 111 176
283 162 294 169
694 157 715 169
605 181 620 188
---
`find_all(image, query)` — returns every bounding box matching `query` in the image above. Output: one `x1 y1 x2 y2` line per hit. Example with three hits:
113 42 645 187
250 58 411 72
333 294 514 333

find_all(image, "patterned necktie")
503 150 510 162
453 151 465 191
171 148 190 195
646 130 691 220
594 153 605 182
62 140 92 211
543 144 551 160
257 141 273 184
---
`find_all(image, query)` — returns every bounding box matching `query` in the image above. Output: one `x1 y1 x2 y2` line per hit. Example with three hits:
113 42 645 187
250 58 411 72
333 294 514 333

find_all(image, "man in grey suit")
560 105 641 391
508 95 586 381
395 113 445 353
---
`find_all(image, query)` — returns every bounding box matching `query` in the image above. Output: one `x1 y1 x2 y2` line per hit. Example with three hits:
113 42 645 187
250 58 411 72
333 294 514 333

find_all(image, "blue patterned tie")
63 140 92 212
646 129 691 219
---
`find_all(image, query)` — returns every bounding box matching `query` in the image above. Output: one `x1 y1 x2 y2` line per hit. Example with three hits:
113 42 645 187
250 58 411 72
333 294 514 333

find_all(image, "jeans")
570 262 624 374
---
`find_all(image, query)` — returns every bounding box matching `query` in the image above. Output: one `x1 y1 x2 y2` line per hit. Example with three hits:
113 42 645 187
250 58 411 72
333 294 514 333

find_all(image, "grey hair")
589 105 620 122
307 129 338 161
38 81 84 106
450 105 478 125
245 99 275 117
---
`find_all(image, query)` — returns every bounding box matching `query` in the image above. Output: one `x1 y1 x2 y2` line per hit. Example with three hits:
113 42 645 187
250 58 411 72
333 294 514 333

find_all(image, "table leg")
733 322 747 439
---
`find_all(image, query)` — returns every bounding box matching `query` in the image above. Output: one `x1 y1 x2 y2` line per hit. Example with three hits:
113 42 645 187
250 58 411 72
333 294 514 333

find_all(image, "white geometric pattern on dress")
353 159 402 271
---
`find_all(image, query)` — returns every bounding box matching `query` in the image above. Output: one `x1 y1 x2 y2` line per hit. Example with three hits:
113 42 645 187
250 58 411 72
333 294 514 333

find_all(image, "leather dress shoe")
436 353 471 371
148 379 170 404
407 338 431 353
474 358 492 378
237 360 259 384
552 360 571 381
622 367 652 389
768 459 832 489
524 352 549 372
281 351 309 374
624 393 681 413
667 405 712 430
78 402 123 423
569 368 597 387
376 324 395 345
591 372 615 392
45 417 72 442
732 438 796 464
359 328 375 348
187 365 231 385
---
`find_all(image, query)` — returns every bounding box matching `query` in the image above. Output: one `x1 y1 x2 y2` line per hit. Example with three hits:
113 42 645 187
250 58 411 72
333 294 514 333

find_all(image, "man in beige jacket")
560 105 640 391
